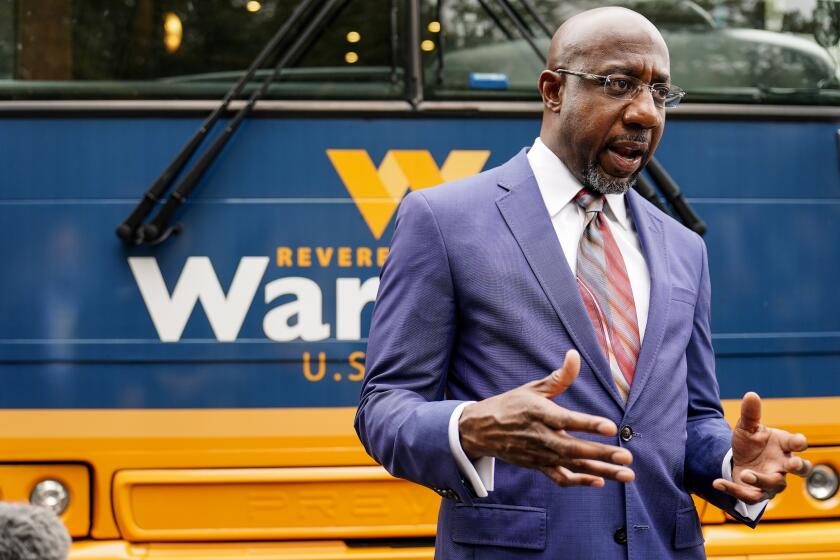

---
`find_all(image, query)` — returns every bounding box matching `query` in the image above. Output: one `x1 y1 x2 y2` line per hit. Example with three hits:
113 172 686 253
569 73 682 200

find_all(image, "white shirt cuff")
722 448 768 520
448 401 495 497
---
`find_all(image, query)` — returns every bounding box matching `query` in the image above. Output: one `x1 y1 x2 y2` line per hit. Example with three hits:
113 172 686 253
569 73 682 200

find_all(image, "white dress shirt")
447 138 765 519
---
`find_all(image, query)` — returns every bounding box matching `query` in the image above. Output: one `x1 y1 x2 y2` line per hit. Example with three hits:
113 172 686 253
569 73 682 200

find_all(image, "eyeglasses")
552 68 686 108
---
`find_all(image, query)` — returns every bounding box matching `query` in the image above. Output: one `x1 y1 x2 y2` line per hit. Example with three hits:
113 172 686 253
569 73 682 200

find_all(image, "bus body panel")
1 111 839 554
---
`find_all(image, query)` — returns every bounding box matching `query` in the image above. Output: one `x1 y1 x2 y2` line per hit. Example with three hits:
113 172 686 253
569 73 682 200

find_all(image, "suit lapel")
495 151 625 409
625 190 671 412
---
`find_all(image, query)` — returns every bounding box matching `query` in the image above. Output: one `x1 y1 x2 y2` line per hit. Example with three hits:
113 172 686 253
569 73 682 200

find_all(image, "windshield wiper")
647 159 706 235
476 0 514 40
489 0 545 60
116 0 315 244
117 0 352 245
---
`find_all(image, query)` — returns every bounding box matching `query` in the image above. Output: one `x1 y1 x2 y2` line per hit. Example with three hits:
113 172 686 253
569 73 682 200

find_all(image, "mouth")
600 140 648 177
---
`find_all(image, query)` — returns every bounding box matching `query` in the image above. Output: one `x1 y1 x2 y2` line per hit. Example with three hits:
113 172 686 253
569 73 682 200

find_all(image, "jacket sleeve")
683 237 765 527
354 191 476 504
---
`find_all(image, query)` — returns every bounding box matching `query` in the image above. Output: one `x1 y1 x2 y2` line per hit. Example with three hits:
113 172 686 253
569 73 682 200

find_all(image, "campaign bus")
0 0 839 557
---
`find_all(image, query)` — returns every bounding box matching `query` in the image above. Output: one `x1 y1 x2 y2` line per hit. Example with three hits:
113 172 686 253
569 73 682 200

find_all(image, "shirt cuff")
722 448 768 520
448 401 495 497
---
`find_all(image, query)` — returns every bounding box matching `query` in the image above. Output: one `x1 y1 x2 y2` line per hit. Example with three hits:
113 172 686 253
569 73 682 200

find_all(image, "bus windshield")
422 0 840 105
0 0 405 100
0 0 838 105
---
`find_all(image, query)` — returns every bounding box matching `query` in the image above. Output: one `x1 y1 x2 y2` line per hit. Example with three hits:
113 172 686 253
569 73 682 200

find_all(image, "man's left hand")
712 392 812 505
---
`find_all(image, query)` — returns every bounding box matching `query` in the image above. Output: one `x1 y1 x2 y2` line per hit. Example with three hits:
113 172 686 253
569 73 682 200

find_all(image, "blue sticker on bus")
468 73 509 90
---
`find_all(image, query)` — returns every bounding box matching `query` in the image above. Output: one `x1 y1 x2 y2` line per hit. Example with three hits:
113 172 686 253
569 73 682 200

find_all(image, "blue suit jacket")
355 150 757 559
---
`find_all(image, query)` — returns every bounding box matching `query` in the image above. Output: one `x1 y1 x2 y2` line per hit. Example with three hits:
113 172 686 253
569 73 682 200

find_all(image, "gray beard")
582 161 638 195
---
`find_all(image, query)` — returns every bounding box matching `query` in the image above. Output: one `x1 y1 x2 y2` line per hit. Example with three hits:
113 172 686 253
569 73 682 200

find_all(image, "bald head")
537 6 671 195
547 7 669 71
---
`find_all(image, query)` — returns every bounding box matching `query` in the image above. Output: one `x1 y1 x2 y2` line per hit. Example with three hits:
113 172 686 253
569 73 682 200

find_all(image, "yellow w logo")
327 149 490 239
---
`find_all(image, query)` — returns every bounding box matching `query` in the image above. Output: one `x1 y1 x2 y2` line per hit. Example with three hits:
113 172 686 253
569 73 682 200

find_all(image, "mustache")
607 133 651 146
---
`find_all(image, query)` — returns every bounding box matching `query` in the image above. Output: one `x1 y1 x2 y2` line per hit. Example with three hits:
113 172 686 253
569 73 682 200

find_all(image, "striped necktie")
574 189 641 402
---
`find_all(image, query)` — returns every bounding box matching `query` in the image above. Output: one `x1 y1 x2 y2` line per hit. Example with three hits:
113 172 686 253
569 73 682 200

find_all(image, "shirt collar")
605 192 631 231
527 137 632 231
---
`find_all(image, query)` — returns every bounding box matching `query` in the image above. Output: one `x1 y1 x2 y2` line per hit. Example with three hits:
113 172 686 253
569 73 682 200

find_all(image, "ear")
538 69 564 113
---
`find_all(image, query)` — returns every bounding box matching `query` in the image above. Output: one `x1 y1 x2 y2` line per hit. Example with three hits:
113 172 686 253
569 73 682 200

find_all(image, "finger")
712 478 768 505
738 469 786 494
737 392 762 433
557 465 605 487
541 465 604 488
542 431 633 465
538 404 617 437
564 458 636 483
534 349 581 398
779 432 808 453
784 456 812 477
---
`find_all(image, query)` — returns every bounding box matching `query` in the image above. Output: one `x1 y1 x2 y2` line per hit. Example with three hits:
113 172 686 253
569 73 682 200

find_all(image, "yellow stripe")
0 408 367 539
70 540 435 559
2 397 839 539
704 519 840 557
720 397 840 445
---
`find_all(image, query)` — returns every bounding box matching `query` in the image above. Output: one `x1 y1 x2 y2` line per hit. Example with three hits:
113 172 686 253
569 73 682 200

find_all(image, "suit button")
619 425 634 442
614 527 627 545
432 487 461 502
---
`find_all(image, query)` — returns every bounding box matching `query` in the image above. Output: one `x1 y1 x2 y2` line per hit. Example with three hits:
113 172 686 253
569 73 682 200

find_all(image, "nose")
622 87 662 129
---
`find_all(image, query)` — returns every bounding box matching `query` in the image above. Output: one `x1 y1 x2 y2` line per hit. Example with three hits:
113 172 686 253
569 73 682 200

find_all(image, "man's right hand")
458 350 635 488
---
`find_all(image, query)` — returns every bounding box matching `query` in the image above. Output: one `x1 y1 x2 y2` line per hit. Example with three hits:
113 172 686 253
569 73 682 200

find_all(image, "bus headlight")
806 464 839 501
29 479 70 515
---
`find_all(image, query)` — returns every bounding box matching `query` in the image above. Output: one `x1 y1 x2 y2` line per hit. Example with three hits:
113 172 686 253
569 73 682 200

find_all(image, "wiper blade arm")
633 174 671 216
476 0 515 40
139 0 352 245
519 0 553 38
116 0 318 244
490 0 544 61
646 158 707 236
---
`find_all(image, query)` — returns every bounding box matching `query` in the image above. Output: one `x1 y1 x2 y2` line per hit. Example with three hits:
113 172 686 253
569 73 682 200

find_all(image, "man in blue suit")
355 7 811 559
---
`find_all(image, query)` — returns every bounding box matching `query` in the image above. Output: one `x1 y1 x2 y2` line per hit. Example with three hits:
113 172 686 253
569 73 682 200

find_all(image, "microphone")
0 502 71 560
